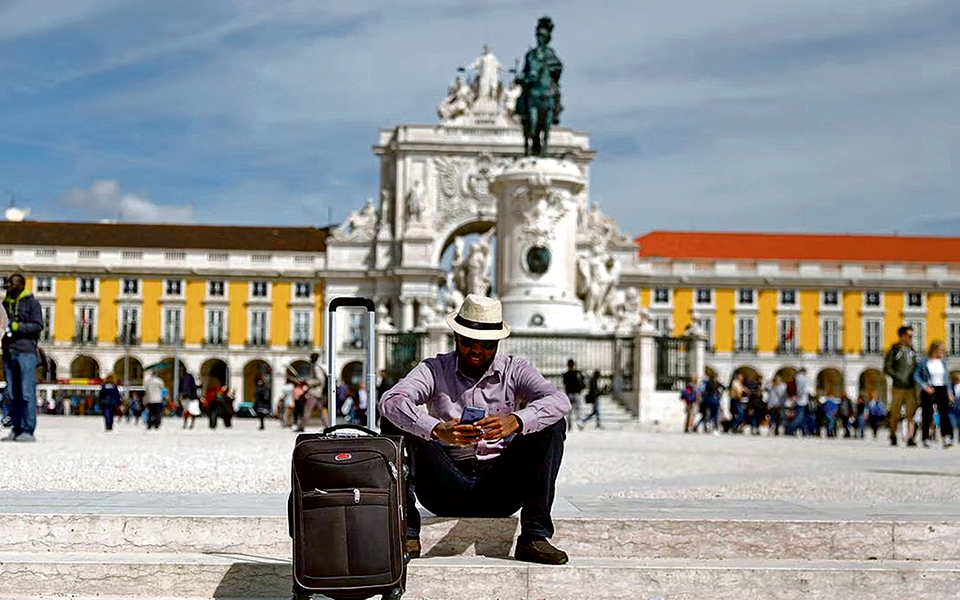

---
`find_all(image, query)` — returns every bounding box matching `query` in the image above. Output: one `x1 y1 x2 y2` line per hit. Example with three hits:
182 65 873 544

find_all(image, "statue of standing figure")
516 16 563 156
467 45 503 100
464 228 495 296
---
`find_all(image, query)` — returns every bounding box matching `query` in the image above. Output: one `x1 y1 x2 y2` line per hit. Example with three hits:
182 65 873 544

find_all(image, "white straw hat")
445 294 511 340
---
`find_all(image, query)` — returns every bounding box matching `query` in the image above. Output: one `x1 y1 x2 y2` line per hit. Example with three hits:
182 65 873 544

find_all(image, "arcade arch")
817 368 844 396
243 359 272 405
859 369 887 402
113 357 143 385
201 359 229 391
70 355 100 380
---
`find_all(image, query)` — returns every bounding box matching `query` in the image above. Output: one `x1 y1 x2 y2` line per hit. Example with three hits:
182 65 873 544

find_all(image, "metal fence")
655 336 689 391
382 331 636 406
500 333 635 396
383 332 427 382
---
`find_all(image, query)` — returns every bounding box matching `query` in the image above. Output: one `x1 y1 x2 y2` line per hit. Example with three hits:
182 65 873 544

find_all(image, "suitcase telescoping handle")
326 297 378 432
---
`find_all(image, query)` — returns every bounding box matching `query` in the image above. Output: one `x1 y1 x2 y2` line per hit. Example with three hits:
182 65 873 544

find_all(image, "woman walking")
913 340 954 448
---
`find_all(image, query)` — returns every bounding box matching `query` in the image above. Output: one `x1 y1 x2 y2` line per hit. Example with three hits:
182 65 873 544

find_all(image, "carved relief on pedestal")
511 182 573 247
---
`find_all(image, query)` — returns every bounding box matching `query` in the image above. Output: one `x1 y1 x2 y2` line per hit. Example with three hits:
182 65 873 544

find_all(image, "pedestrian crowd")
679 325 960 449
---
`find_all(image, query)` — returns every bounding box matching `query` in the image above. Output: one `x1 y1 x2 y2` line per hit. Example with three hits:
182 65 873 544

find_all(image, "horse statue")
516 16 563 157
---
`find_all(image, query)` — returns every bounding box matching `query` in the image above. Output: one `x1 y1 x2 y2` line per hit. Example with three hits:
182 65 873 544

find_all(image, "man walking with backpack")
562 359 585 431
885 325 919 446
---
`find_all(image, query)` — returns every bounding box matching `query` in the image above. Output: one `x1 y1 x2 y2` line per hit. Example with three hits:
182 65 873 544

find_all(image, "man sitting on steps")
379 294 571 565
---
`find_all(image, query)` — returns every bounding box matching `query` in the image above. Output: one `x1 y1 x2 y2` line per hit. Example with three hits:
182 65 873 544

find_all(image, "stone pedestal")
489 158 585 331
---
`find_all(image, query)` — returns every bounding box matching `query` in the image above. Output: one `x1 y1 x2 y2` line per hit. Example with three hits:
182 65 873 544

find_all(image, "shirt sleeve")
378 360 443 440
510 358 571 435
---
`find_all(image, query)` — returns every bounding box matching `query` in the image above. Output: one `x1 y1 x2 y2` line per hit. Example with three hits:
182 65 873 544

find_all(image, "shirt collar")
454 352 506 383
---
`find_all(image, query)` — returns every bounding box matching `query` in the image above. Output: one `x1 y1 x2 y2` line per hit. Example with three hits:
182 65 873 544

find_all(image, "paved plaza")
3 414 960 513
4 415 960 599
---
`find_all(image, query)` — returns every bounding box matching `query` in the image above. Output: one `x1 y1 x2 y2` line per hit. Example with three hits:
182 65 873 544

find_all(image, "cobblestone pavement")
3 415 960 511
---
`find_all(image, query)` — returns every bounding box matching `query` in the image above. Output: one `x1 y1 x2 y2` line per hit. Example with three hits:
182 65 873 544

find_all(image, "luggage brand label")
334 453 352 461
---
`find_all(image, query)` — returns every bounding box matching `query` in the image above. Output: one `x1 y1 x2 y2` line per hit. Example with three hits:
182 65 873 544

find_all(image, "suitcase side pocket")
299 488 393 580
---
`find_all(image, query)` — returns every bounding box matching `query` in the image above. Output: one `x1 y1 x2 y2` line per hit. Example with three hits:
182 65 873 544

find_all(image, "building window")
695 288 712 304
292 311 312 345
119 306 139 343
778 317 798 353
822 290 839 306
821 319 841 354
737 289 754 306
735 317 756 352
294 282 312 299
250 309 268 345
40 305 53 342
79 277 96 295
162 308 183 344
76 305 96 343
865 291 881 307
122 278 139 296
907 292 923 308
652 288 670 304
864 319 883 355
165 279 183 297
780 289 796 306
35 277 53 294
907 320 925 352
950 293 960 309
206 309 226 345
949 322 960 356
208 280 225 297
696 316 713 348
251 281 269 298
652 317 672 336
347 313 367 348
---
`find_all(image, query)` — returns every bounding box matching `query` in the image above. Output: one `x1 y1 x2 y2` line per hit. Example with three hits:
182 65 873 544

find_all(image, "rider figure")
517 16 563 156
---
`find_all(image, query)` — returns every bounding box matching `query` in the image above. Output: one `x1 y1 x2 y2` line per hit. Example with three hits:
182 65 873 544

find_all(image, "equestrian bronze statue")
516 16 563 157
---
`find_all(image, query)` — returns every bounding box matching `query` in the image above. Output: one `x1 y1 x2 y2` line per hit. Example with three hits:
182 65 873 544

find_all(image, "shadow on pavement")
423 517 519 558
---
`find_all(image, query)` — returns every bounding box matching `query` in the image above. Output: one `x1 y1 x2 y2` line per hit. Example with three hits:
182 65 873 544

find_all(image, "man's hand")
476 414 520 441
924 386 935 395
431 419 484 446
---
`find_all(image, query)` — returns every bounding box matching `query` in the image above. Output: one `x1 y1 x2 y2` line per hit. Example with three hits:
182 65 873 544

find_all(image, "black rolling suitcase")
289 297 407 600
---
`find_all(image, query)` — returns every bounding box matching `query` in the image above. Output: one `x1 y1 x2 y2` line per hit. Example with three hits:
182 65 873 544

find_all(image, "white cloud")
60 180 194 223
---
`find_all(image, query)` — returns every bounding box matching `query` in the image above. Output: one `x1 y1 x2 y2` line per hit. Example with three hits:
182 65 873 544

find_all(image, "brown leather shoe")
514 537 568 565
405 537 421 559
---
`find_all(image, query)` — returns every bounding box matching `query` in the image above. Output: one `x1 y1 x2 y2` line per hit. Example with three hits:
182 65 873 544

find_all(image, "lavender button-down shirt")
378 351 571 460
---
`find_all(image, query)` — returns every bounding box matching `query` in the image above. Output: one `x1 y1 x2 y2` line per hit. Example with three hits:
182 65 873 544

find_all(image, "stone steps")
3 553 959 600
2 513 955 562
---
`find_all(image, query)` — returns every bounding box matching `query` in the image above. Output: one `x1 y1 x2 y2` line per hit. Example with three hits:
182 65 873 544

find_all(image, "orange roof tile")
636 231 960 264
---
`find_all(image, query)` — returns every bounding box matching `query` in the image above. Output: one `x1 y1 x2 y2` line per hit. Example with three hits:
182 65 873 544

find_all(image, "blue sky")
0 0 956 236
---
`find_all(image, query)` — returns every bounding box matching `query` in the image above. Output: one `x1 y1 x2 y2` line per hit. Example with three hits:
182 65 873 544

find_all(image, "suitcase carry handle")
327 297 378 432
323 423 379 437
328 297 376 312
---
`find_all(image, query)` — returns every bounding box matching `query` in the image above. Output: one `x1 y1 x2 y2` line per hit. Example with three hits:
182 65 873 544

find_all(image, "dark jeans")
2 349 38 436
921 386 953 442
786 405 807 436
768 406 782 435
380 418 566 540
146 404 163 429
103 405 115 430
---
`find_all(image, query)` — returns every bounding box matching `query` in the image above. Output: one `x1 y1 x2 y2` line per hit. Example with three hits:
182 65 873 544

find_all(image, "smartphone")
460 406 485 425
